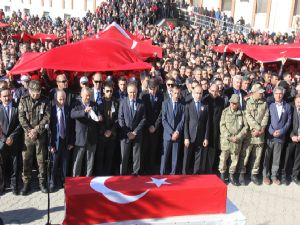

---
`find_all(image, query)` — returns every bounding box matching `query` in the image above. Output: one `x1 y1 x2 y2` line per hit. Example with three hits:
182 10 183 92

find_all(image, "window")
295 0 300 15
256 0 267 13
43 11 50 17
4 6 10 12
64 14 71 20
222 0 232 11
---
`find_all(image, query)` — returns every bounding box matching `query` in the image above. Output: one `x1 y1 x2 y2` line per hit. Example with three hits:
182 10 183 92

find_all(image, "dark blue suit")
264 101 292 179
118 97 146 175
161 98 185 175
50 105 74 186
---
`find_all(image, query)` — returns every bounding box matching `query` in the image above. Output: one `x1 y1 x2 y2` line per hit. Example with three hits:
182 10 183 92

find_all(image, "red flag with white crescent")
63 175 227 225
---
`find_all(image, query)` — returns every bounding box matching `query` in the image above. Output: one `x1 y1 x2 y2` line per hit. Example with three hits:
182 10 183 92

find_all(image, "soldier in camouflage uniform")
219 94 248 185
238 84 269 185
18 80 50 195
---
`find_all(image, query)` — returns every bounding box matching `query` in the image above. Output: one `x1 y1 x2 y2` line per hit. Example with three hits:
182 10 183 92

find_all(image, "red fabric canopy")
87 22 162 60
10 38 152 74
210 43 300 63
0 22 10 28
12 32 63 42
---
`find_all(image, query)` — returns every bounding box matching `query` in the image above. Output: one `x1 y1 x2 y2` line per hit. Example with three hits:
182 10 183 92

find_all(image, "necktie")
297 109 300 134
5 106 10 122
130 100 135 116
59 108 65 139
150 95 155 107
96 92 101 105
196 102 200 115
173 102 177 115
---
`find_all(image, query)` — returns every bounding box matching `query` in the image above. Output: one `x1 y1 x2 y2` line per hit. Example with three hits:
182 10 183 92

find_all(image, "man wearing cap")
141 78 163 174
219 94 248 185
14 74 30 104
18 80 50 195
238 84 269 185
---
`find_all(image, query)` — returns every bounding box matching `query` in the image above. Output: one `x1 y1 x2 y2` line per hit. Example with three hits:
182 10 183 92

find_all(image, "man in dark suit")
99 82 119 175
49 73 75 108
71 87 101 177
118 82 146 175
163 77 175 100
202 84 225 173
0 88 22 195
223 75 247 109
183 85 209 174
282 95 300 185
141 78 163 174
264 86 292 185
161 85 185 175
113 77 128 101
49 90 74 192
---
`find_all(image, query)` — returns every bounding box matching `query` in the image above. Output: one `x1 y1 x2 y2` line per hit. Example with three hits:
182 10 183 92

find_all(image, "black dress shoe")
229 174 240 186
39 184 48 193
12 188 18 195
251 175 260 185
49 185 56 193
20 184 30 196
281 177 288 186
239 174 246 186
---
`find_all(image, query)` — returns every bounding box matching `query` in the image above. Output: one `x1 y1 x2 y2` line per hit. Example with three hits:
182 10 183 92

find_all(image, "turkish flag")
63 175 227 225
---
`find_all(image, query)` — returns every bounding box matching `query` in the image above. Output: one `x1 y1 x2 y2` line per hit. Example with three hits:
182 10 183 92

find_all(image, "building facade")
194 0 300 33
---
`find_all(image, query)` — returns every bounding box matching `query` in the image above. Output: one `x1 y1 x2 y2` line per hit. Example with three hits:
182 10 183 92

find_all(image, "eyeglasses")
105 90 113 93
57 80 67 83
166 83 174 87
94 80 102 83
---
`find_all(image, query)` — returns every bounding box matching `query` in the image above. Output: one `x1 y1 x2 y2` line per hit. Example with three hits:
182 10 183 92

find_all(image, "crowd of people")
0 0 300 197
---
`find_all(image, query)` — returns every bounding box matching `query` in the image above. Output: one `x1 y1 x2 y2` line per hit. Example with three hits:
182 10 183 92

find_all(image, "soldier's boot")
20 183 30 196
39 183 48 194
251 174 261 185
220 173 226 183
229 174 240 186
239 173 246 186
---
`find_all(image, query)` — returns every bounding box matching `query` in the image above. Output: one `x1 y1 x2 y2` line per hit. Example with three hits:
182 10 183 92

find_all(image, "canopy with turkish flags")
63 175 227 225
9 38 152 74
87 22 162 60
0 22 10 28
210 43 300 63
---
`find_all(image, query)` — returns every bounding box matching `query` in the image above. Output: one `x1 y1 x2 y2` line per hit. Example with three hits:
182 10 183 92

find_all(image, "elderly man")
219 94 248 185
238 84 269 185
19 81 50 195
264 86 292 185
71 87 100 177
49 90 74 192
223 75 247 109
91 72 103 106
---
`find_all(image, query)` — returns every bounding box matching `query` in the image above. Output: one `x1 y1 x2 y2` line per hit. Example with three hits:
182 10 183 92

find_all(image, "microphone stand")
45 124 51 225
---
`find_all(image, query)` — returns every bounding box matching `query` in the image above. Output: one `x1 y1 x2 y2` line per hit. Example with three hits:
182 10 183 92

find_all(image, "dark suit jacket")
50 105 74 149
118 97 146 141
267 101 292 143
49 88 75 108
223 87 247 109
0 102 22 152
184 100 209 144
99 98 119 138
71 100 100 146
162 98 185 141
290 104 300 139
142 92 163 130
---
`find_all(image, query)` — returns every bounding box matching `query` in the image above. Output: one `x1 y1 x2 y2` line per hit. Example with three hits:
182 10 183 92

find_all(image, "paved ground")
0 179 300 225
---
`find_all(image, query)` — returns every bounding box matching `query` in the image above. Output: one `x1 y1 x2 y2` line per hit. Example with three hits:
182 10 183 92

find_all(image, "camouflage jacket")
244 97 269 144
220 106 248 144
18 95 50 136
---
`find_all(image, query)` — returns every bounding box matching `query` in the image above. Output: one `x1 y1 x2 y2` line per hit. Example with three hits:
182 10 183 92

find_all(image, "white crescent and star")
90 176 171 204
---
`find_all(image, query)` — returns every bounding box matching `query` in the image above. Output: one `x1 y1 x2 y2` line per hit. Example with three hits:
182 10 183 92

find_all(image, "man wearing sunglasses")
163 77 175 100
49 73 75 108
98 82 119 175
91 72 103 106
